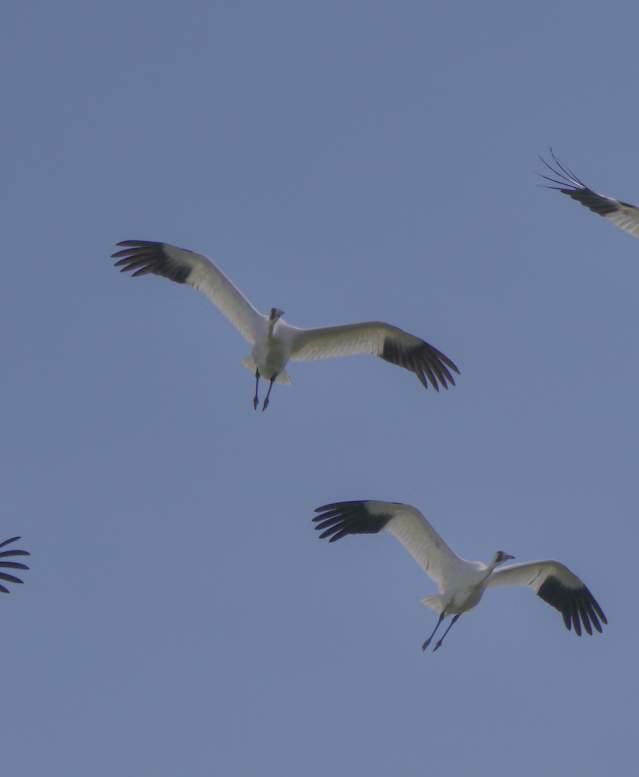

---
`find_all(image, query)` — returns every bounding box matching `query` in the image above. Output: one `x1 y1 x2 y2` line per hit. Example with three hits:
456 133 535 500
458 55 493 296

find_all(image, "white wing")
112 240 265 343
0 536 30 594
313 500 467 590
487 560 607 636
284 321 459 391
541 151 639 238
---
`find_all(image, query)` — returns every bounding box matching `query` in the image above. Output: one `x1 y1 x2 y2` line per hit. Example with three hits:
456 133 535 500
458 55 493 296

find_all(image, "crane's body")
247 311 291 384
112 240 459 410
425 559 494 615
313 500 607 651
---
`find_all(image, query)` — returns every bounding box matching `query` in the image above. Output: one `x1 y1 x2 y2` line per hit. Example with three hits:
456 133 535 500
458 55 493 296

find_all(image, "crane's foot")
262 376 276 411
253 369 260 410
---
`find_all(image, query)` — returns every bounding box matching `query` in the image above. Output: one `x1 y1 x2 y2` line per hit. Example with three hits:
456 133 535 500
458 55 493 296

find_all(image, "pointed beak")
270 308 285 321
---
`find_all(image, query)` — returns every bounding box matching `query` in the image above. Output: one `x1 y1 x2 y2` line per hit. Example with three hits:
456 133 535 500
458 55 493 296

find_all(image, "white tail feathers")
241 356 292 384
422 595 445 615
274 370 292 384
241 355 257 373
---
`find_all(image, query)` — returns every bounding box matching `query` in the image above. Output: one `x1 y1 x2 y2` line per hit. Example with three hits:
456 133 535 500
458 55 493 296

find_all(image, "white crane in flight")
112 240 459 410
313 500 607 652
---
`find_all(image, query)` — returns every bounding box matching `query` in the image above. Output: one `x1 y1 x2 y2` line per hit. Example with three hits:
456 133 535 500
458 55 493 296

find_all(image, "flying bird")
0 536 30 593
112 240 459 410
540 150 639 238
313 500 607 652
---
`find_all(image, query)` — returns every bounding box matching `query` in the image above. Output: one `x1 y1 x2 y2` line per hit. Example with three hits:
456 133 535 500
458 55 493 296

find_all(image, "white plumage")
541 150 639 238
112 240 459 410
313 500 607 651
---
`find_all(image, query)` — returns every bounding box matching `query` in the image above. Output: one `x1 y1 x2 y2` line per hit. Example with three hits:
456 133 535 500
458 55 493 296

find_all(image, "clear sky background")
2 2 637 775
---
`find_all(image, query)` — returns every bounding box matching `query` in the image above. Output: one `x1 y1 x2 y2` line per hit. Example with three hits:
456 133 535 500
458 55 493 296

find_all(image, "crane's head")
493 550 515 567
269 307 285 322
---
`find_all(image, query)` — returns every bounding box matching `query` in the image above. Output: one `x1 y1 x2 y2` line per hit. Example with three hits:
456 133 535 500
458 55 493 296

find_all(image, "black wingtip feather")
313 501 393 542
0 536 21 548
0 538 30 591
115 240 160 248
0 561 29 570
380 338 459 391
538 152 627 217
0 572 24 585
0 541 29 558
538 577 607 637
112 241 192 284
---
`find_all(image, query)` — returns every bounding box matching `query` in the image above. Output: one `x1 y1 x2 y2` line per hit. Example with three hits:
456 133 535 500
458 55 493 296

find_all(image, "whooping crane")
313 500 607 652
540 150 639 238
0 537 30 593
112 240 459 410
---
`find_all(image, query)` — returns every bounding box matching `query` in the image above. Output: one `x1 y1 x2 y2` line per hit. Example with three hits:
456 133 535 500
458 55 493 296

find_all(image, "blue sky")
2 1 637 775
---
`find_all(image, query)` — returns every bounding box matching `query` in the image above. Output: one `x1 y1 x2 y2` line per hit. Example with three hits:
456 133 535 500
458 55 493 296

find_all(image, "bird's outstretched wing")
313 500 467 590
487 560 607 636
286 322 459 391
0 536 30 594
540 150 639 238
112 240 265 343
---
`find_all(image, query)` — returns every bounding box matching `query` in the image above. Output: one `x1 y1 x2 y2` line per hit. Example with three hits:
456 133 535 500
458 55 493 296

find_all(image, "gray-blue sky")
2 1 636 775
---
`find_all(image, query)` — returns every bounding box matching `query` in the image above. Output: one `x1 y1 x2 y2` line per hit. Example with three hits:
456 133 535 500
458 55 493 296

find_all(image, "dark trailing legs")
422 612 445 651
433 613 461 653
262 375 276 411
253 369 260 410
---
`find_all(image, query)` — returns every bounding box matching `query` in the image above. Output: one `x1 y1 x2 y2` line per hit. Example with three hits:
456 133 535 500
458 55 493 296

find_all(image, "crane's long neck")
267 308 283 338
481 556 501 583
267 319 278 339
